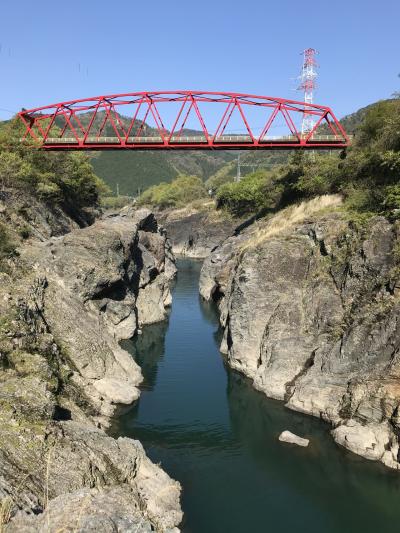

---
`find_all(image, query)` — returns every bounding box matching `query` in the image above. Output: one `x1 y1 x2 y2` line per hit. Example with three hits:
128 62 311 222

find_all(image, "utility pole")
235 153 264 182
116 183 120 197
235 153 241 183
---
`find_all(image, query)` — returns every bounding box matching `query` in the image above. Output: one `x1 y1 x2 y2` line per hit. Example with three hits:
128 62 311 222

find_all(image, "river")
111 258 400 533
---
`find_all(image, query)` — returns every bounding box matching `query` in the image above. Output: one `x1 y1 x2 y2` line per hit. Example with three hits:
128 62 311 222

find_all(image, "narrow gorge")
1 3 399 531
3 192 400 532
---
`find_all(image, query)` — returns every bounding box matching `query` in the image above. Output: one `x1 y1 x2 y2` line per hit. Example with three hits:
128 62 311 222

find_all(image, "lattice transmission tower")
298 48 318 135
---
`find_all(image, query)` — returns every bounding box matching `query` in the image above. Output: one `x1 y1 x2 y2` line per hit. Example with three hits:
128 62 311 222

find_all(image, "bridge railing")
43 134 347 145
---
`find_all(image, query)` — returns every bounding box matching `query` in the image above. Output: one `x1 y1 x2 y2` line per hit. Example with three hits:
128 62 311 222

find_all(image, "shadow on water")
121 318 170 391
111 258 400 533
226 371 400 532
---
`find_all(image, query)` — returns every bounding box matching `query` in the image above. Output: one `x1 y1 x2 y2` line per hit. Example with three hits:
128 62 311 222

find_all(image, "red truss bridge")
17 91 349 151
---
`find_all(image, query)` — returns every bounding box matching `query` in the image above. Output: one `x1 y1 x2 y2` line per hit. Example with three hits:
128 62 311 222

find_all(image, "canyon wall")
0 201 181 531
200 197 400 469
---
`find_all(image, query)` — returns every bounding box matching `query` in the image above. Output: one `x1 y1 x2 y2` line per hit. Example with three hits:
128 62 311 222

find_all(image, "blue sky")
0 0 399 122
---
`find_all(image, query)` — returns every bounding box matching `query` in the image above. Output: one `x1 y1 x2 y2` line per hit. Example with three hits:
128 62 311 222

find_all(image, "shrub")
138 174 207 209
18 225 32 240
216 170 286 217
0 224 16 259
205 162 236 192
0 118 109 210
0 151 32 189
356 100 397 145
383 184 400 212
101 195 133 210
216 172 266 216
295 156 341 197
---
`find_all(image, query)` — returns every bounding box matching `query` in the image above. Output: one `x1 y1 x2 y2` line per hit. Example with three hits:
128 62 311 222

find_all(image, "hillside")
91 149 235 196
0 111 237 196
205 98 395 191
334 98 397 134
49 110 236 195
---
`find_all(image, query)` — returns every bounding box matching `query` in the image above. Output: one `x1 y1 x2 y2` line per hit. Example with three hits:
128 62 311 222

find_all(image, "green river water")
111 258 400 533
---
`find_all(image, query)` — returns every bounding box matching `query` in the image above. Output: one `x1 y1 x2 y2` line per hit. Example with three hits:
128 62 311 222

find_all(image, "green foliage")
296 156 341 196
90 124 235 197
205 161 237 192
379 109 400 151
138 174 207 209
205 152 290 193
0 118 109 210
216 170 283 217
383 184 400 212
100 195 133 210
18 225 32 240
0 152 32 187
212 97 400 219
357 100 397 145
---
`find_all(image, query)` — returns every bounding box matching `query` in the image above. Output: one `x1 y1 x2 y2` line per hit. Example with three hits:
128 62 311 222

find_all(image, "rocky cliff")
155 204 238 258
200 196 400 470
0 202 181 531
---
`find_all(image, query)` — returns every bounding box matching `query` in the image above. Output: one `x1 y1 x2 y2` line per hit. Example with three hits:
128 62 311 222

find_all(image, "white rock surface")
278 430 310 447
332 421 399 468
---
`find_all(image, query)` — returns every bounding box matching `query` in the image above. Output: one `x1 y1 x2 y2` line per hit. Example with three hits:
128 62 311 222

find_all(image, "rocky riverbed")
0 197 182 531
200 195 400 470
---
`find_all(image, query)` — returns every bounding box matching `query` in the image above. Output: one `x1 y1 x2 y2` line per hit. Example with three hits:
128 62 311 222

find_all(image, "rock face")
13 208 176 423
156 205 238 258
5 422 182 533
0 207 181 531
200 200 400 470
0 187 97 241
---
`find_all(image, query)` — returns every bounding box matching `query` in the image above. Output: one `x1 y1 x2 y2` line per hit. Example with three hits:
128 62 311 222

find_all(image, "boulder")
278 430 310 447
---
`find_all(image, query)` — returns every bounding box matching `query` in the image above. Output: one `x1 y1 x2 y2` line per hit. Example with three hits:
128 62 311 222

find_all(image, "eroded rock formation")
156 205 238 258
0 207 181 531
200 200 400 469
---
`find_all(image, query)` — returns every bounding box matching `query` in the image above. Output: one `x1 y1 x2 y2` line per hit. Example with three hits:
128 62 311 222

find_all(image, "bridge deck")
41 134 347 150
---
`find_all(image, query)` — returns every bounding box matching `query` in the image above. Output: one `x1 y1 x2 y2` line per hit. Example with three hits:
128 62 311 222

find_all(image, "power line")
0 107 17 115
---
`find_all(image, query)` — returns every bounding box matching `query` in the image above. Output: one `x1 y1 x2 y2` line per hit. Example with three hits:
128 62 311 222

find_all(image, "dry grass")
0 497 13 532
163 198 233 223
45 447 53 532
0 470 32 532
242 194 343 251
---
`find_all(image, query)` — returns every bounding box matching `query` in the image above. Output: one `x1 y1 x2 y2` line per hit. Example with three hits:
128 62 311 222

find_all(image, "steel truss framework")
17 91 349 150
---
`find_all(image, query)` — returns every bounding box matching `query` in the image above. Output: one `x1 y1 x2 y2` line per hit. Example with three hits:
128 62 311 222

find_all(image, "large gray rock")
201 205 400 469
156 206 238 258
0 208 182 530
7 487 155 533
5 421 182 532
12 208 176 422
